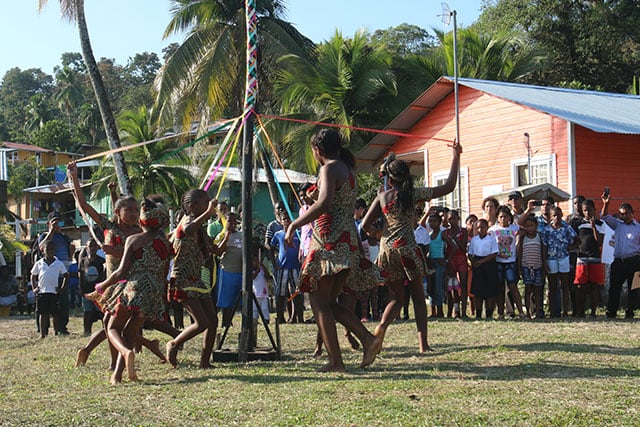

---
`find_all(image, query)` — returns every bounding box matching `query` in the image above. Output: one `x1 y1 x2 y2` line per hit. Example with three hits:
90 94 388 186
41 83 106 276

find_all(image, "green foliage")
7 161 51 204
477 0 640 92
370 23 436 58
275 29 398 172
31 119 73 151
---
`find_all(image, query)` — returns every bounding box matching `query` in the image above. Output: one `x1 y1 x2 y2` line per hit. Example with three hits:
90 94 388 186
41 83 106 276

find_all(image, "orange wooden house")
357 77 640 218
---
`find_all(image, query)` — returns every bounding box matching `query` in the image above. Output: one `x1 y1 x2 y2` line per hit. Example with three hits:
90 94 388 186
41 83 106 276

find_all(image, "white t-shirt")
414 224 432 245
31 257 67 294
468 235 499 257
489 224 520 263
253 268 269 298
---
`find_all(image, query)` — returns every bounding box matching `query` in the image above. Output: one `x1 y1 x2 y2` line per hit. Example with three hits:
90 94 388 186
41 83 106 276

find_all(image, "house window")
511 154 556 187
431 167 469 217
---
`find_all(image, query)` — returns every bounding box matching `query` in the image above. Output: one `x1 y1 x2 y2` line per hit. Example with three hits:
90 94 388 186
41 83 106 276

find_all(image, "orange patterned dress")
104 236 172 321
169 218 210 301
377 188 433 282
300 173 382 293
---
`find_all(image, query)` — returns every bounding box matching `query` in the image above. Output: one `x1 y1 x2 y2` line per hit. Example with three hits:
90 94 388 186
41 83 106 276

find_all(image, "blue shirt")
541 224 577 260
271 230 300 269
602 215 640 259
38 232 71 264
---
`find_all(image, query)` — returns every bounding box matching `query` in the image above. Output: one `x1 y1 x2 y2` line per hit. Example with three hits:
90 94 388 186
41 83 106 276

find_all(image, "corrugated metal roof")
357 77 640 170
459 78 640 134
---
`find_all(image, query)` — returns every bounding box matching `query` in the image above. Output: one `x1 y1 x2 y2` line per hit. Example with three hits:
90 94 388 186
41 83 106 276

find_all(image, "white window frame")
510 153 556 187
431 166 469 217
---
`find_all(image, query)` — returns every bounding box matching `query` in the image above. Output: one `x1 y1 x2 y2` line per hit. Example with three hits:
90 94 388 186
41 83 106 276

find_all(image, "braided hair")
181 189 208 217
383 155 414 214
311 128 355 170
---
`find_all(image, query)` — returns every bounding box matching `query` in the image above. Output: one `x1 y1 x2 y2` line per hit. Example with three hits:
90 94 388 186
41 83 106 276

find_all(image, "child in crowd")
518 215 547 319
541 207 578 318
31 241 68 338
465 214 478 314
251 249 270 347
444 209 468 318
271 211 303 323
490 206 525 318
214 211 243 329
427 213 447 318
79 239 105 336
468 219 499 319
573 199 606 317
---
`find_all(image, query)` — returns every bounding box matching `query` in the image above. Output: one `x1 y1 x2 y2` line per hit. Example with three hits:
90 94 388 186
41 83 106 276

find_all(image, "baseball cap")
508 191 523 200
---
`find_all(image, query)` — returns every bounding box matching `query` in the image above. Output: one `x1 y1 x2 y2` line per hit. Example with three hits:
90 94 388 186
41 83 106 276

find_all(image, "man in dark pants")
601 193 640 319
38 212 73 334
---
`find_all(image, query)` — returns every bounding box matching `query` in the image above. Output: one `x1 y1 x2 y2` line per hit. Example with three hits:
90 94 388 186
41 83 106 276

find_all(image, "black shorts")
36 293 59 316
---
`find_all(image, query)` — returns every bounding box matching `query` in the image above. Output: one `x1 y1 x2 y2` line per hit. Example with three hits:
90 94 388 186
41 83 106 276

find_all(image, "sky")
0 0 483 79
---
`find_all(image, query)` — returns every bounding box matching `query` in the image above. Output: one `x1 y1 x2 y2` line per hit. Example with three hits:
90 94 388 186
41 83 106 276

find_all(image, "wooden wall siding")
574 126 640 208
389 86 571 215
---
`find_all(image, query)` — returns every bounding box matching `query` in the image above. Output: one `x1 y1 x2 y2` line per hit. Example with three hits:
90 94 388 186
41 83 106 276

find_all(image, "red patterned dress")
95 218 140 309
300 174 381 293
104 236 172 321
377 188 434 282
169 218 210 301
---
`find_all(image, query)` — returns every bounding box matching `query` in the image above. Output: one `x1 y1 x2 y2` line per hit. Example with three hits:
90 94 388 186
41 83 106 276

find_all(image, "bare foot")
419 345 434 353
346 332 360 350
313 346 323 357
360 335 383 368
110 371 122 385
199 362 214 369
75 348 89 367
147 339 166 363
318 362 346 373
166 341 178 368
124 350 137 381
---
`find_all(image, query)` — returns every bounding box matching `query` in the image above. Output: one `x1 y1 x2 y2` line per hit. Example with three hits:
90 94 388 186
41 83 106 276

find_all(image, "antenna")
440 3 452 25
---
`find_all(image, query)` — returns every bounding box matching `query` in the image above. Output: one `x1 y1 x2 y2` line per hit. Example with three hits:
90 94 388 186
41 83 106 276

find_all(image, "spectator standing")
38 211 73 334
601 192 640 319
573 199 605 317
31 241 68 338
79 239 105 335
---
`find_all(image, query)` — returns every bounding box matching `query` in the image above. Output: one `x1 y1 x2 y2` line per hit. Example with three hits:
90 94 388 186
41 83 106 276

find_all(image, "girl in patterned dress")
166 190 219 368
284 129 381 372
96 199 173 384
68 163 169 369
362 142 462 353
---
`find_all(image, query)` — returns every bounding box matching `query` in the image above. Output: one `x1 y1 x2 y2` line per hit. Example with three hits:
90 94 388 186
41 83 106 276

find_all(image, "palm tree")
25 94 51 132
434 27 546 82
155 0 315 204
54 66 83 128
92 106 196 208
274 29 398 172
38 0 132 196
156 0 314 123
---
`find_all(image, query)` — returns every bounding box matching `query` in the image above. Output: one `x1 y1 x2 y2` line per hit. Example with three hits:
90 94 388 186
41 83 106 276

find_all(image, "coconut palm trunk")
40 0 131 196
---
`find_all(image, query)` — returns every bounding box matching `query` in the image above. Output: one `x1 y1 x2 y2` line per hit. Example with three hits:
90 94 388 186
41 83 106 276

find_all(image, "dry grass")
2 311 640 426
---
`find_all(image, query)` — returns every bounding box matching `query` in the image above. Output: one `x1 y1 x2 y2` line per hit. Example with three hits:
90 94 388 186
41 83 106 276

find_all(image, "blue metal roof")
454 77 640 134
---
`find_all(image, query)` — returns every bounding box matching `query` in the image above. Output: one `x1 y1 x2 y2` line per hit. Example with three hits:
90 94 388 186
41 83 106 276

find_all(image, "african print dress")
94 218 141 310
377 187 434 282
103 236 172 320
169 218 211 300
300 174 382 293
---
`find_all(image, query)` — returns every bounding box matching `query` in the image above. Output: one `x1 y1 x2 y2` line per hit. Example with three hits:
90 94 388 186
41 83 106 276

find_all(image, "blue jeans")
429 261 446 306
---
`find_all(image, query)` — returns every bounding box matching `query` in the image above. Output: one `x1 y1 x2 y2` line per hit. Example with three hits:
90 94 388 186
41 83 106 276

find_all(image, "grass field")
2 311 640 426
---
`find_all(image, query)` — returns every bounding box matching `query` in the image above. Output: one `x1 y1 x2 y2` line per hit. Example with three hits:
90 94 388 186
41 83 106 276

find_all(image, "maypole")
238 0 258 362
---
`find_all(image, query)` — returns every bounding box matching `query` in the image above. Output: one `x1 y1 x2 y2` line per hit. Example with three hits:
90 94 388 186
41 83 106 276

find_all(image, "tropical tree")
433 27 546 82
54 65 83 127
38 0 131 196
92 106 195 208
155 0 315 205
274 29 398 172
156 0 314 123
